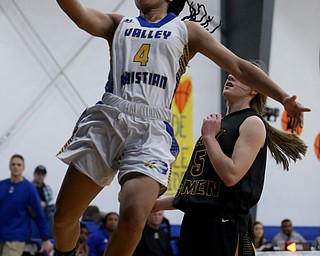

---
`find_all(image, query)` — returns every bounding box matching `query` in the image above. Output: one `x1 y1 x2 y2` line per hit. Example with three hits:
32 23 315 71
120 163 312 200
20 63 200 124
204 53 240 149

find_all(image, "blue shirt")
0 178 50 241
87 228 109 256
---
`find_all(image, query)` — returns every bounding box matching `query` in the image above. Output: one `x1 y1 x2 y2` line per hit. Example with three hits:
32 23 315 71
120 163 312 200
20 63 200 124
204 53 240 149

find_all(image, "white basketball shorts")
56 93 179 188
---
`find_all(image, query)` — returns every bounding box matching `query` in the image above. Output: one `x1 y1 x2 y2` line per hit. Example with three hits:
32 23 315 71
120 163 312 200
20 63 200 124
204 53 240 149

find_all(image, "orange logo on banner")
281 111 303 135
174 80 192 113
315 133 320 160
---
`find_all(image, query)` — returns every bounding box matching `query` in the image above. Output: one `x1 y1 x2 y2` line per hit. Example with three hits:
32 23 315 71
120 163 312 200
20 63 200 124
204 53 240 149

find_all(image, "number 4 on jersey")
133 44 150 66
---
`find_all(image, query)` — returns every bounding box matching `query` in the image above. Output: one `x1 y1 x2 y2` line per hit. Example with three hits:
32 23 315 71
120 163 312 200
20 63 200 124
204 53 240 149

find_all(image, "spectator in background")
87 212 119 256
75 223 90 256
133 211 174 256
314 236 320 250
82 205 101 223
253 221 272 252
0 154 53 256
160 215 172 240
33 165 55 238
272 219 306 250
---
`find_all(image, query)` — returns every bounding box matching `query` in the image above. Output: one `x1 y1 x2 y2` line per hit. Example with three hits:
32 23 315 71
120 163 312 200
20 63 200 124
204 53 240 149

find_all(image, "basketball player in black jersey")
153 61 308 256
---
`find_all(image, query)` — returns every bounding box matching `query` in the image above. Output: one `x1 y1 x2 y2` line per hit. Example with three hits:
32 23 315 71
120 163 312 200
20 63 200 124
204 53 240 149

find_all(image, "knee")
118 208 147 232
53 208 65 228
53 206 77 229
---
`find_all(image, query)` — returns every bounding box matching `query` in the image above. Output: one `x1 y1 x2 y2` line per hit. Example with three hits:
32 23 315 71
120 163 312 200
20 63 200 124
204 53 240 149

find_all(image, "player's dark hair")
182 1 221 33
249 60 307 171
168 0 187 16
168 0 221 34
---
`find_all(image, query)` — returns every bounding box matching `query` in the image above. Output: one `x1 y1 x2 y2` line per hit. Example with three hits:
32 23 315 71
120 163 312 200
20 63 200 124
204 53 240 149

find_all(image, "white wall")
256 0 320 227
0 0 221 224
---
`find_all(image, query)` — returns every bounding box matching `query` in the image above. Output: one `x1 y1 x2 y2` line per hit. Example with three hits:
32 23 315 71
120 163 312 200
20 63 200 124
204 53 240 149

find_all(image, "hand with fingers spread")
282 95 311 132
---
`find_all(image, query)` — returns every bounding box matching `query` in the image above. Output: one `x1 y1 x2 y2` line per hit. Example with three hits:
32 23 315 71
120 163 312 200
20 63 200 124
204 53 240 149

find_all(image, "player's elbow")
223 178 238 187
222 173 241 187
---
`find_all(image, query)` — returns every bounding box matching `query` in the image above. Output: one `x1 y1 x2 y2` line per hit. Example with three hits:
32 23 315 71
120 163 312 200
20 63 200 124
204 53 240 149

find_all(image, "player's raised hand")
283 95 311 132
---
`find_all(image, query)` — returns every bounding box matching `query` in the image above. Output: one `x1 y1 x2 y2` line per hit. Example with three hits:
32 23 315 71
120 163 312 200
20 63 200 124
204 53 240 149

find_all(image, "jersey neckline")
137 13 177 28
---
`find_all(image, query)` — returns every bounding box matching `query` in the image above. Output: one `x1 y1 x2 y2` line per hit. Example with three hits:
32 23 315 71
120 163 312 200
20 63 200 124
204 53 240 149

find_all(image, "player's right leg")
104 173 161 256
53 164 103 255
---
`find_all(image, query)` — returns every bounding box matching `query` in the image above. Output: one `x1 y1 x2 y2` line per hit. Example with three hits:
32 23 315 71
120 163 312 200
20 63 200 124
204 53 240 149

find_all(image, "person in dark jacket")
133 211 173 256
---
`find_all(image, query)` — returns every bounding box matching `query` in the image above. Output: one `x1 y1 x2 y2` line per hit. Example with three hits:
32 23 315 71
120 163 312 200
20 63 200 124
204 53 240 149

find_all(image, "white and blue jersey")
105 13 189 109
57 13 190 190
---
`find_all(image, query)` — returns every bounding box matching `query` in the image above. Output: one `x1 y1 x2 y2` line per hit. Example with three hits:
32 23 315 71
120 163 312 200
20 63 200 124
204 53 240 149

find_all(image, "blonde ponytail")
249 60 308 171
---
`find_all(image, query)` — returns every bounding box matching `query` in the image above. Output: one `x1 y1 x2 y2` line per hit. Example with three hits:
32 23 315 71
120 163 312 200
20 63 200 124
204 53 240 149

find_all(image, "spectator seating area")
263 226 320 245
29 220 320 256
165 225 320 245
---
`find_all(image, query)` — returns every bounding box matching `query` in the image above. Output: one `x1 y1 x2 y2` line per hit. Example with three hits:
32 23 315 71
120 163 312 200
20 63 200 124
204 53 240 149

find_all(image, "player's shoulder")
243 115 265 129
241 115 266 141
106 13 125 28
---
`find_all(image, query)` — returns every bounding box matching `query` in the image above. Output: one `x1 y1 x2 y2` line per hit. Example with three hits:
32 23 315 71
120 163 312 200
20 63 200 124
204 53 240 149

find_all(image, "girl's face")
223 74 257 102
254 223 264 238
135 0 170 12
224 74 250 93
106 214 119 232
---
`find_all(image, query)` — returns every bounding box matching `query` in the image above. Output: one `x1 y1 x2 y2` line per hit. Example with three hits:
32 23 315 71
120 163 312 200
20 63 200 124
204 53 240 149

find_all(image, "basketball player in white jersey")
53 0 310 255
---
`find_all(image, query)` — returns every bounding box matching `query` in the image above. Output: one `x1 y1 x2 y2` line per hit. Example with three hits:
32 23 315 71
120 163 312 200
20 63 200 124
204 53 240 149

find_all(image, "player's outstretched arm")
56 0 123 40
186 21 311 130
152 196 176 212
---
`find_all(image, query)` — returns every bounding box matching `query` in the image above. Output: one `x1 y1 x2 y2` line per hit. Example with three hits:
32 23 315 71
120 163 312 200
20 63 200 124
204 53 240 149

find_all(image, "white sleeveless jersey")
105 13 189 109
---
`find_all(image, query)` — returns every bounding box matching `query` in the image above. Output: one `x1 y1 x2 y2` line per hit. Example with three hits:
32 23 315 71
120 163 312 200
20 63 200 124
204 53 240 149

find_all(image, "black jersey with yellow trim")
173 108 267 214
